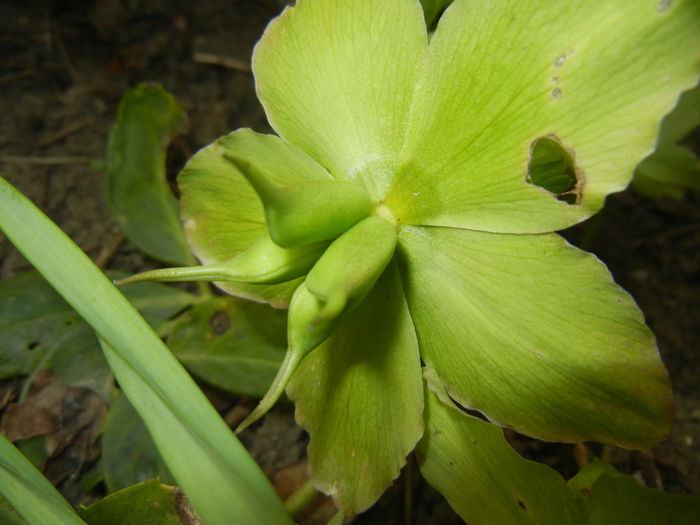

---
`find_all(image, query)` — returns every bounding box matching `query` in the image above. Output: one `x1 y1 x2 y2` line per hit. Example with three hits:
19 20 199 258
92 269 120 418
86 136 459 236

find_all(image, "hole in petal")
527 135 583 205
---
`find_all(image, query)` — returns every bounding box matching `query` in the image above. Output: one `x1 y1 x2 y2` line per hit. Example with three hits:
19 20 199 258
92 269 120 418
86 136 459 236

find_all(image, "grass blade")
0 434 86 524
0 176 292 525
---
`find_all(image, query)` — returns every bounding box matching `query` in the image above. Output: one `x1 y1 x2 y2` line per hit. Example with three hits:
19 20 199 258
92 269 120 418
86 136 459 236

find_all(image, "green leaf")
168 295 287 397
16 437 50 469
287 263 423 513
0 434 86 524
107 84 190 265
80 479 182 525
101 393 174 493
387 0 700 233
0 177 293 525
655 84 700 147
252 0 427 200
0 271 195 397
417 369 585 524
0 496 28 525
420 0 452 29
397 225 672 448
179 130 319 307
570 460 700 525
634 85 700 198
633 145 700 198
0 271 85 381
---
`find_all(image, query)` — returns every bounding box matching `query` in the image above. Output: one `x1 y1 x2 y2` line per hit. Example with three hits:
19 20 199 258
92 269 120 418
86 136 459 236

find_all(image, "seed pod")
236 282 341 433
115 235 327 286
224 154 373 248
306 214 397 324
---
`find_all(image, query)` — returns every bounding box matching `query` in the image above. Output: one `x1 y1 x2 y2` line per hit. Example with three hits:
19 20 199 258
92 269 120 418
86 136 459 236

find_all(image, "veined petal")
253 0 427 200
397 226 673 448
287 263 423 513
387 0 700 233
417 370 585 525
179 129 331 307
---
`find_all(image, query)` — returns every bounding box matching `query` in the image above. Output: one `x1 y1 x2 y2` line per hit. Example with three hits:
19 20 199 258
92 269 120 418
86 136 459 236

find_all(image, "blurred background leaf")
168 295 286 398
633 85 700 198
79 479 184 525
0 496 28 525
107 84 191 265
0 271 196 400
101 393 174 493
570 459 700 524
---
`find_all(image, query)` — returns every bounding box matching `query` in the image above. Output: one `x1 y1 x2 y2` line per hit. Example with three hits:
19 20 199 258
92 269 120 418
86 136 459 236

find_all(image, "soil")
0 1 698 524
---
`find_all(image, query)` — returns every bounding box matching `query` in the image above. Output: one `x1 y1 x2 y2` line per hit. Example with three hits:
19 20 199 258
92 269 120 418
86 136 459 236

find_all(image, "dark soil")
0 1 698 524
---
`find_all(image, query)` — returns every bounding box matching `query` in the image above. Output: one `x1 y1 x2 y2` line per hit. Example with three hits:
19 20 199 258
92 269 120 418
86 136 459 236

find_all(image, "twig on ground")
38 118 93 147
193 51 251 72
0 155 92 165
95 231 125 269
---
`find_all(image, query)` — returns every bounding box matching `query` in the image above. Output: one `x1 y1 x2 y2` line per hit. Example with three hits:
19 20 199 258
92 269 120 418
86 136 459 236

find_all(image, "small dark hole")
579 488 591 497
527 135 582 204
517 500 527 510
26 341 40 351
210 311 230 335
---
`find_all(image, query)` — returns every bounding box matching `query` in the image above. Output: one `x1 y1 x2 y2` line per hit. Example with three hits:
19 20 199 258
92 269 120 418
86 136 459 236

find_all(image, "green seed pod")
115 235 328 286
306 214 397 324
224 154 373 248
236 282 341 433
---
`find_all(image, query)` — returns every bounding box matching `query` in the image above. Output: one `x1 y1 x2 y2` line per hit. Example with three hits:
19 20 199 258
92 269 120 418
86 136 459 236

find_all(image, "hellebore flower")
122 0 700 513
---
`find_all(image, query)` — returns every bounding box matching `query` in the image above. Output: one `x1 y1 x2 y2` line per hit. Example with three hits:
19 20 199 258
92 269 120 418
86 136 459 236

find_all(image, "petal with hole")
387 0 700 233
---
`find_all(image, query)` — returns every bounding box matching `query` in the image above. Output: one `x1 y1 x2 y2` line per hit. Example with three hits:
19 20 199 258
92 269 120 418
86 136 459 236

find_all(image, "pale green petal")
253 0 427 199
179 129 331 307
417 370 585 525
388 0 700 233
570 460 700 524
397 226 673 448
286 264 423 513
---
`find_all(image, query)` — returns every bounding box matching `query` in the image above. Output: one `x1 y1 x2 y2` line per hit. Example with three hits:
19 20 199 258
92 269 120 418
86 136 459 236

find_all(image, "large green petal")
570 460 700 524
286 264 423 513
387 0 700 233
397 226 673 448
253 0 427 199
179 129 331 307
417 370 585 525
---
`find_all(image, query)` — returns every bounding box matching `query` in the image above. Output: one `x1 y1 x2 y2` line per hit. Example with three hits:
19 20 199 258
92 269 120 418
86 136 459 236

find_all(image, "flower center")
374 203 398 227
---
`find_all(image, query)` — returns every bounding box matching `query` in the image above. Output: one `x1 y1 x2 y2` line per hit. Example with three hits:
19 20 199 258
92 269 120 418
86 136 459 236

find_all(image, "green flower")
125 0 699 513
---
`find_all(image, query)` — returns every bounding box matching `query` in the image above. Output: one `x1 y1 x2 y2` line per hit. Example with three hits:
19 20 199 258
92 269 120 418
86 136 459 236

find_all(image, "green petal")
179 129 331 307
570 460 700 524
286 263 423 513
397 226 673 448
417 369 585 525
253 0 427 199
388 0 700 233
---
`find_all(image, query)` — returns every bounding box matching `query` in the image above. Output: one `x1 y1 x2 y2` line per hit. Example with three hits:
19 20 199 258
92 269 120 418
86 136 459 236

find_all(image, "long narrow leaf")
0 177 292 525
0 434 86 524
